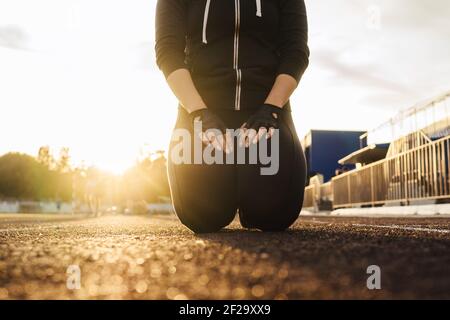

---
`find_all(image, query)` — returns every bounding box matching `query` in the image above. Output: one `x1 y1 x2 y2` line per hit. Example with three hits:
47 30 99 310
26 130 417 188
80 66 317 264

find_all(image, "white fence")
0 201 74 213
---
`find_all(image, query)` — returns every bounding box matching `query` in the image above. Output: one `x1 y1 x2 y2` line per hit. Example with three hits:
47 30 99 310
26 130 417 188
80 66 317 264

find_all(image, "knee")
187 224 224 234
239 207 300 232
258 218 297 232
177 208 236 234
182 216 228 234
249 216 298 232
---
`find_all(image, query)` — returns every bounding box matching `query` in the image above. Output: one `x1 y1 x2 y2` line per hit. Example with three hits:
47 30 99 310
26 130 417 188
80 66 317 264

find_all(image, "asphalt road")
0 213 449 299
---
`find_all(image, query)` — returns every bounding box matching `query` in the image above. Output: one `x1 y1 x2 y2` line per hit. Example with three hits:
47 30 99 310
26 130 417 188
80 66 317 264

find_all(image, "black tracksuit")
155 0 309 233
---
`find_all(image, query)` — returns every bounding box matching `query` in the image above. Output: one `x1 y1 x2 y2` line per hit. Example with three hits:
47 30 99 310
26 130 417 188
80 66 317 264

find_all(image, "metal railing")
386 130 431 157
320 182 333 203
302 181 333 211
332 135 450 208
303 185 315 209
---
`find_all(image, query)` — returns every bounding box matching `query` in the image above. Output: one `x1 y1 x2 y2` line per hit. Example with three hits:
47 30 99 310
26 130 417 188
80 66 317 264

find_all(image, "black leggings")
168 107 307 233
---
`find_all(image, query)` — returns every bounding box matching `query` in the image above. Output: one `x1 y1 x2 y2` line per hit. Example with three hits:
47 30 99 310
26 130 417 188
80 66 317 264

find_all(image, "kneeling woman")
155 0 310 233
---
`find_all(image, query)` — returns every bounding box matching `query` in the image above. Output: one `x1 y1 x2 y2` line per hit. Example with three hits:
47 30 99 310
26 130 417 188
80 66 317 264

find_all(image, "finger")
246 129 257 148
201 132 210 145
244 118 255 130
211 131 224 152
206 131 222 151
268 127 275 139
211 138 222 152
254 127 268 144
216 134 226 152
239 127 248 148
225 131 233 154
203 131 215 147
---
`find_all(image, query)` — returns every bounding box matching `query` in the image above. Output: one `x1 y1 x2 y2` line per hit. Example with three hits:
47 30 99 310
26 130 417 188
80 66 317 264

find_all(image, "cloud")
380 0 450 33
306 0 450 112
314 49 412 95
0 25 29 50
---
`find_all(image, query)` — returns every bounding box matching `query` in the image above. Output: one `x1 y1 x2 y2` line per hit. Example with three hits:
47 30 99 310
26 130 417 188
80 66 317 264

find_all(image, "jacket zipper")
234 0 241 110
202 0 250 110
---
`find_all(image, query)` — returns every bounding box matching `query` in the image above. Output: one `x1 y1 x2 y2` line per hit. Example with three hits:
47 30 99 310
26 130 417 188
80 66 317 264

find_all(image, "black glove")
243 103 282 131
189 108 232 152
189 108 226 134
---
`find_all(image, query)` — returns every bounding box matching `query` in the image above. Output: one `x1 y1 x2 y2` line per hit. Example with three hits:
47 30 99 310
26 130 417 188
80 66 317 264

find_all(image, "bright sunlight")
1 0 448 173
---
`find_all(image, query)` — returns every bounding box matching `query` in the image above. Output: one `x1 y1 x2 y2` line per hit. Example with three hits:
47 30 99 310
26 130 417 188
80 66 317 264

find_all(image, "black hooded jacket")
155 0 309 111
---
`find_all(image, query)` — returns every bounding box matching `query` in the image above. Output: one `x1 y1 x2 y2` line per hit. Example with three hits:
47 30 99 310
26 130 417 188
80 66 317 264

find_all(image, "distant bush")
0 148 171 206
0 152 71 201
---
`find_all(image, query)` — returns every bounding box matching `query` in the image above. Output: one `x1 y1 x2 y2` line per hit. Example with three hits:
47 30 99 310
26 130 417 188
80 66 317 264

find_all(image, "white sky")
0 0 449 173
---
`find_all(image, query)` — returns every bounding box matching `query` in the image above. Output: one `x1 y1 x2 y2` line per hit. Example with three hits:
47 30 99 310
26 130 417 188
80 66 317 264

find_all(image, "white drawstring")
256 0 262 17
202 0 211 44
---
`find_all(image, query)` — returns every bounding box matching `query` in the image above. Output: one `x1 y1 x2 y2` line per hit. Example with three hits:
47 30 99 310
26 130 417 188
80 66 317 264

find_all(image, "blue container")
302 130 365 182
